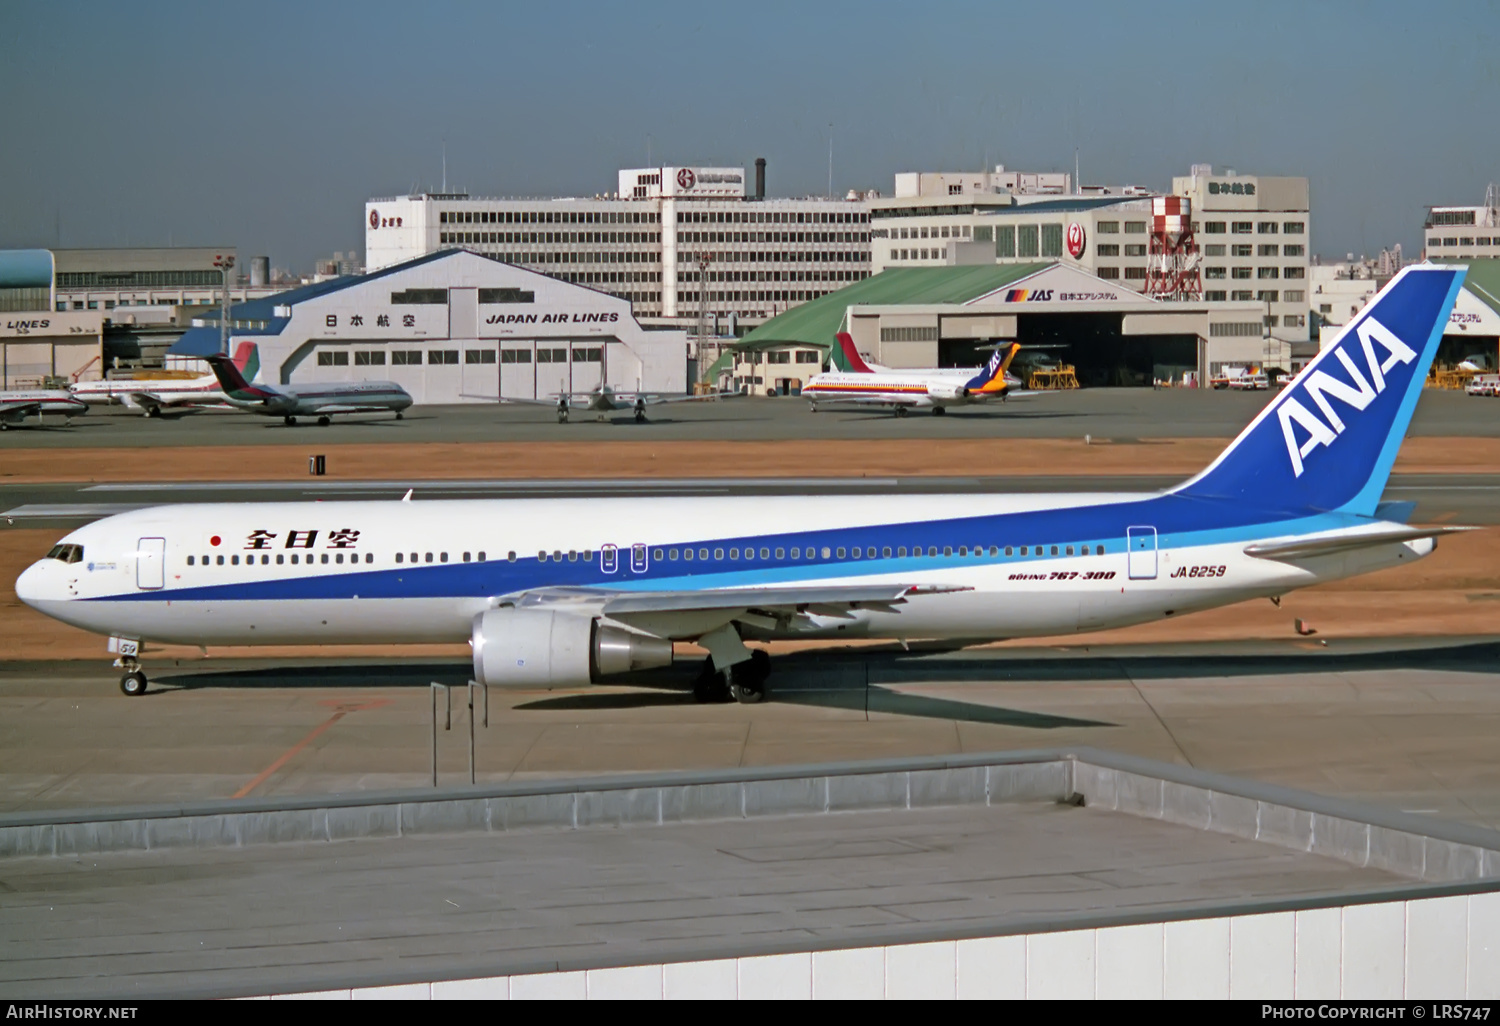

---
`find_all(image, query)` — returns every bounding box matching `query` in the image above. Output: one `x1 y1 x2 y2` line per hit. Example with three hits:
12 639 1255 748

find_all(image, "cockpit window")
45 544 84 564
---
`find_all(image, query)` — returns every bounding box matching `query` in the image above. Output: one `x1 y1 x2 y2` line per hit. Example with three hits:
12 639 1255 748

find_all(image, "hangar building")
731 262 1271 393
169 250 688 403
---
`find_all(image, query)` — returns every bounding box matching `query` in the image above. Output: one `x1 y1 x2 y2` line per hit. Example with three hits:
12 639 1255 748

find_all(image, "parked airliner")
478 383 730 423
0 389 88 430
204 350 413 426
802 333 1025 415
16 266 1469 701
68 341 260 416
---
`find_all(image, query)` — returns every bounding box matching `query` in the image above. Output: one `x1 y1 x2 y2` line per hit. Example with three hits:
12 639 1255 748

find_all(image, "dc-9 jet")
202 350 412 426
16 266 1471 700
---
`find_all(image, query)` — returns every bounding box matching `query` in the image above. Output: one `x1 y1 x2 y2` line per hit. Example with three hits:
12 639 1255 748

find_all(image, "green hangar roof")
735 263 1051 352
1435 257 1500 317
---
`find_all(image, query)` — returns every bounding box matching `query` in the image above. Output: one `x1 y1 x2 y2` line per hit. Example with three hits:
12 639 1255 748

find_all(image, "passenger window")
716 548 725 560
463 552 471 563
1066 545 1074 556
653 548 664 560
882 547 891 558
989 546 999 557
187 556 194 566
682 548 692 561
425 553 434 563
336 553 344 564
958 546 967 557
277 554 285 565
262 555 270 565
396 553 404 563
1006 547 1014 556
441 553 449 563
927 546 937 557
1051 546 1059 556
322 554 330 565
776 548 785 559
217 555 225 565
821 547 832 559
231 555 240 565
1097 545 1106 555
837 547 847 558
699 548 709 560
670 549 679 560
943 547 953 557
289 554 297 565
760 548 769 560
365 553 373 564
851 548 861 560
727 548 737 559
897 547 907 558
567 551 577 562
479 551 487 561
410 553 418 563
508 552 517 562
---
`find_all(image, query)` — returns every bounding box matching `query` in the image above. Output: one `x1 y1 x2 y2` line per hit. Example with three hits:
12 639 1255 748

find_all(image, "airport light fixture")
212 254 235 355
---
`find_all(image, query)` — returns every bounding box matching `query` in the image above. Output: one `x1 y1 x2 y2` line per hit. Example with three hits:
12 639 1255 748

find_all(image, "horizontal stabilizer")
1243 524 1477 561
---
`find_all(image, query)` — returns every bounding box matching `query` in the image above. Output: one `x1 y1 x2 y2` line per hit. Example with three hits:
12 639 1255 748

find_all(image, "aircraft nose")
14 561 49 608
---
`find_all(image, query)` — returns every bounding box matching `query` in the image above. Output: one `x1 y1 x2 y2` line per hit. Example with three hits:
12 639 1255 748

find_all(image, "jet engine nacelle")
926 382 966 401
470 607 674 688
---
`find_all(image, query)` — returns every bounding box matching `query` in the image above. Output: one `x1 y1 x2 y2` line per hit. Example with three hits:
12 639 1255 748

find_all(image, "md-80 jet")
802 333 1025 415
0 389 88 430
203 350 413 426
16 266 1470 699
68 341 260 417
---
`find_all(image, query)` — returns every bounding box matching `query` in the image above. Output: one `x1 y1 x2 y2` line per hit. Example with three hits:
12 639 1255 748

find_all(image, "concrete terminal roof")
3 748 1498 999
736 264 1050 357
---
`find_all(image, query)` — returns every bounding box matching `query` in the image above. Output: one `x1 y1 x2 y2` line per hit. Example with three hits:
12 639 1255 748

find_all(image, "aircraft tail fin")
963 343 1020 394
1174 264 1465 516
230 341 260 382
833 332 880 373
204 349 270 399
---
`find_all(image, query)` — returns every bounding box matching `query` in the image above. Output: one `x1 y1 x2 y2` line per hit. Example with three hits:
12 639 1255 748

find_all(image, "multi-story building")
1172 165 1311 342
869 163 1312 342
46 248 279 311
365 164 873 333
1424 185 1500 261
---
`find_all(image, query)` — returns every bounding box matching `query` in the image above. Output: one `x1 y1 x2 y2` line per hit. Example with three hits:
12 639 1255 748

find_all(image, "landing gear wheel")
634 409 646 423
120 670 147 697
932 406 946 416
284 416 297 426
395 412 404 420
894 406 908 418
726 663 765 704
557 408 569 423
317 416 331 426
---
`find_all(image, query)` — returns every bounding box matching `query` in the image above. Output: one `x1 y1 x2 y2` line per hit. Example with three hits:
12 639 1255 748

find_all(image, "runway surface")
5 636 1500 827
3 386 1498 446
6 472 1500 527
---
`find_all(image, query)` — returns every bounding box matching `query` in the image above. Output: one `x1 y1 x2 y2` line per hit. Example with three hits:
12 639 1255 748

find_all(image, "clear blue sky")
2 0 1495 271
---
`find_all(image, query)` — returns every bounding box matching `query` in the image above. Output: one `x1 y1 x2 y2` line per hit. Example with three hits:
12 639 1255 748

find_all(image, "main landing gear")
557 402 570 423
284 415 298 426
932 406 947 416
634 400 648 424
117 657 148 697
317 416 331 426
894 406 909 418
692 649 771 704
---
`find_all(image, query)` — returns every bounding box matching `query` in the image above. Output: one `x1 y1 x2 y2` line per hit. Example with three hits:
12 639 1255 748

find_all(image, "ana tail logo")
1278 317 1416 477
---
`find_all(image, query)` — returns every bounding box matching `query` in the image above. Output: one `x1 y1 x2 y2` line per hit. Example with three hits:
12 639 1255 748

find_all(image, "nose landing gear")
116 657 148 696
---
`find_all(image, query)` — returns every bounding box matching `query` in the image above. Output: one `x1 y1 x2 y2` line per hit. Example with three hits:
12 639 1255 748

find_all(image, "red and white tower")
1143 196 1201 301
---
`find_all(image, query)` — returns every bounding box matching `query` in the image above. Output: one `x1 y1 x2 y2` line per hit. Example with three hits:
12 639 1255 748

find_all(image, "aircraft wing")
809 393 927 407
1243 524 1478 561
128 392 218 413
633 391 737 406
303 403 402 415
460 393 561 407
496 583 970 639
0 401 42 418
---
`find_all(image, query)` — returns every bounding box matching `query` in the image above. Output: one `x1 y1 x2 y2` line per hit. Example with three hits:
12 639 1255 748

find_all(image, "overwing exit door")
1126 526 1157 580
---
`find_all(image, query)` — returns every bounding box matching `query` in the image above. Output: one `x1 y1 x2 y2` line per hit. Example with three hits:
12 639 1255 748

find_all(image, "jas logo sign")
1277 316 1416 477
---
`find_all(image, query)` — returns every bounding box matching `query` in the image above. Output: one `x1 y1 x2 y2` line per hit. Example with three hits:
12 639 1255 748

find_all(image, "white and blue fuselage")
13 266 1471 697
